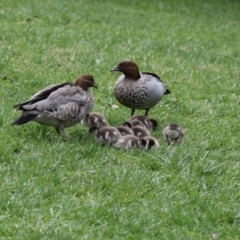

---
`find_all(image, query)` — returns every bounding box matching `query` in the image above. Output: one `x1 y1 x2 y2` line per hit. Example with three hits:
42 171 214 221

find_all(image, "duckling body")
12 75 98 138
116 126 134 136
132 125 150 138
122 119 145 128
81 112 109 128
115 135 142 150
111 61 170 116
163 123 184 145
90 126 121 145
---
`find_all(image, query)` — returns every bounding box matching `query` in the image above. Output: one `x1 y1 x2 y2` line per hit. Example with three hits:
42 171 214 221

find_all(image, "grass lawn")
1 0 240 239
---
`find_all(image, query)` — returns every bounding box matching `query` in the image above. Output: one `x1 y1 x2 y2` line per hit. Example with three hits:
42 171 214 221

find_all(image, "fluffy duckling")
114 135 144 150
162 123 184 145
89 126 121 145
122 119 145 128
116 126 134 136
127 114 158 132
12 75 98 138
122 120 150 138
132 125 150 138
111 60 170 116
81 112 109 129
141 136 160 150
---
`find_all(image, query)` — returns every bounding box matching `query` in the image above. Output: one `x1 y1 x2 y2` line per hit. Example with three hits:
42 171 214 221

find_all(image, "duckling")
127 114 158 132
116 126 134 136
89 126 121 145
114 135 144 150
141 136 160 150
122 119 145 128
12 75 98 138
111 60 170 116
132 125 150 138
162 123 184 145
81 112 109 128
122 120 150 138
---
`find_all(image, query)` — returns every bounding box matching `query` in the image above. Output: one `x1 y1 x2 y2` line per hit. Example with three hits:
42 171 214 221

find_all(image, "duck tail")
165 88 171 95
11 111 39 125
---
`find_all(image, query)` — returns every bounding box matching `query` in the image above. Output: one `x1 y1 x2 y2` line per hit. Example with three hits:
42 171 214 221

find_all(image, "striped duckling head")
140 136 160 150
89 126 121 145
81 112 109 129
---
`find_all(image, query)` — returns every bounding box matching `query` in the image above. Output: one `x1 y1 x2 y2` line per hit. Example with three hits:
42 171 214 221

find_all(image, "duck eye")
123 63 128 67
87 77 94 82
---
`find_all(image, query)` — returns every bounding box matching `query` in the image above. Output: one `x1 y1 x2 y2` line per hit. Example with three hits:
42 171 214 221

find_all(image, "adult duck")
111 60 170 116
12 74 98 138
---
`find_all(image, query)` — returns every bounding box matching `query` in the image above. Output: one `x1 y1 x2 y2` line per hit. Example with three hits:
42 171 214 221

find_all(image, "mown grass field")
1 0 240 239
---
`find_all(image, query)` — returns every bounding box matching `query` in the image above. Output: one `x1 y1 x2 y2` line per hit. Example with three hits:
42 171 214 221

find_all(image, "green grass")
1 0 240 239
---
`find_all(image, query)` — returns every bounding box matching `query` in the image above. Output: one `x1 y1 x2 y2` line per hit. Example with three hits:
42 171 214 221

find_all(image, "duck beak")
111 66 119 72
93 83 98 89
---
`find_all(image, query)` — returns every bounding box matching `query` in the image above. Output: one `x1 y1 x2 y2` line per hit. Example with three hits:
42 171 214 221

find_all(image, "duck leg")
56 125 67 140
144 109 149 116
55 127 60 134
166 136 171 145
61 129 68 140
131 108 135 116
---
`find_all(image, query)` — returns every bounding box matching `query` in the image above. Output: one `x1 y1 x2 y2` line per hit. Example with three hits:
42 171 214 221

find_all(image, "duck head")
74 75 98 90
111 61 141 80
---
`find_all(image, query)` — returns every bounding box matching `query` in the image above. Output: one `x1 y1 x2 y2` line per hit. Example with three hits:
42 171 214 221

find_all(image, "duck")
89 126 121 145
141 136 160 150
81 112 109 129
116 126 134 136
127 114 158 132
11 74 98 138
162 123 184 145
114 135 143 150
111 60 170 116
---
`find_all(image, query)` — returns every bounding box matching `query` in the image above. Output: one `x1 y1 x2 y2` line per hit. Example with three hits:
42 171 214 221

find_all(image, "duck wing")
13 82 74 109
142 72 171 95
12 83 90 125
142 72 161 80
